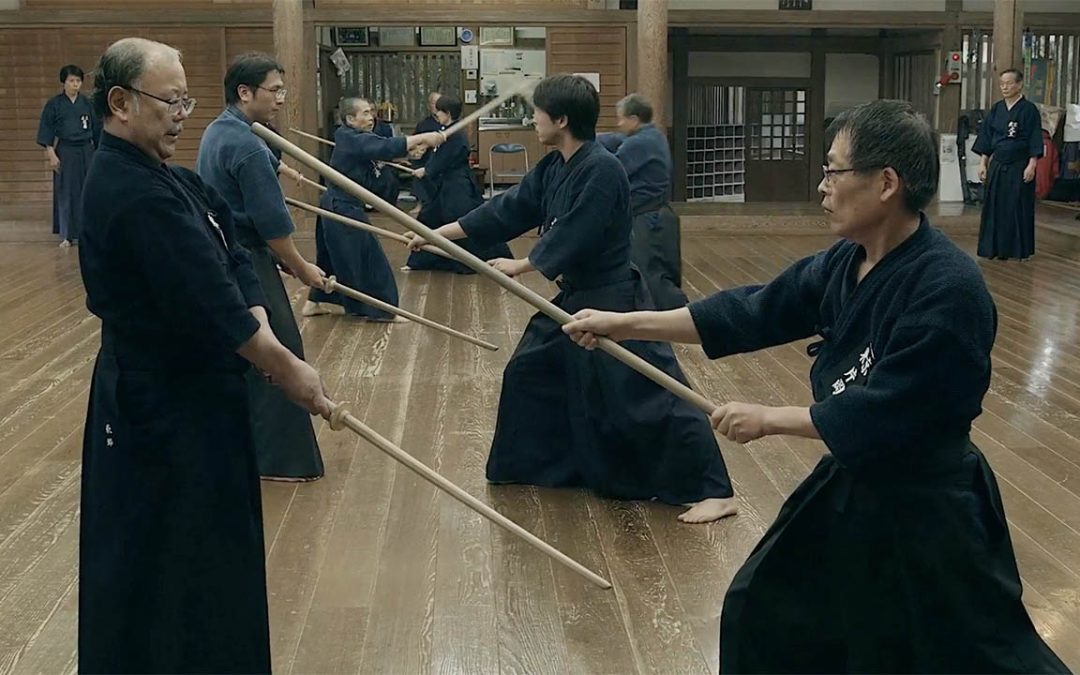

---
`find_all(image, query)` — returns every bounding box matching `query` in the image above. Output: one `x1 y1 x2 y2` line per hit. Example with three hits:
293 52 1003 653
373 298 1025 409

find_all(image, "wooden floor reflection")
1 229 1079 674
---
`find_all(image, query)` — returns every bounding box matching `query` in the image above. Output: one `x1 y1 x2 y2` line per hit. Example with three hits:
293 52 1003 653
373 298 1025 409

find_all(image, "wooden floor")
2 229 1080 674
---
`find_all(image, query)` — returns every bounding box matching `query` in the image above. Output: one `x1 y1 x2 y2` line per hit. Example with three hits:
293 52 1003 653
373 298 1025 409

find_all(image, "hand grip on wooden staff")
285 197 451 260
320 276 498 352
289 127 335 147
324 401 612 589
252 123 719 415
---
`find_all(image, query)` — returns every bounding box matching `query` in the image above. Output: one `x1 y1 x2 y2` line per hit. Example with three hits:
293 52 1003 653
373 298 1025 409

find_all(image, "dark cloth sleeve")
121 192 261 353
423 134 467 181
686 250 830 358
361 134 408 162
1026 103 1045 159
971 103 996 157
596 132 626 153
36 97 57 147
233 148 295 241
459 163 545 245
526 161 628 280
202 179 268 309
809 278 994 470
91 106 103 148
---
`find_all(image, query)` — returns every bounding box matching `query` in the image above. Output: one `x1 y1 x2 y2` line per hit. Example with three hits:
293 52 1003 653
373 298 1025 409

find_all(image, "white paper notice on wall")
461 46 479 71
574 72 601 92
1066 104 1080 143
465 90 478 104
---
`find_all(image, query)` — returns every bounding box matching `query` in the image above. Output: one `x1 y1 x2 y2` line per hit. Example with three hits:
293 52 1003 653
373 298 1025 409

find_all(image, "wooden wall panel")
0 26 226 205
546 26 627 132
25 0 270 7
224 26 274 65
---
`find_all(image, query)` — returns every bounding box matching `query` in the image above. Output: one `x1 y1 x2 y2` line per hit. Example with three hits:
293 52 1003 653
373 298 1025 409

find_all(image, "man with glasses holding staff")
197 52 326 484
79 37 330 673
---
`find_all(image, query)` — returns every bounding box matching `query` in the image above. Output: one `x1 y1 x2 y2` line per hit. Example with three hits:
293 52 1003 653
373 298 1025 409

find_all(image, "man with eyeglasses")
78 37 331 673
562 100 1068 672
197 52 326 483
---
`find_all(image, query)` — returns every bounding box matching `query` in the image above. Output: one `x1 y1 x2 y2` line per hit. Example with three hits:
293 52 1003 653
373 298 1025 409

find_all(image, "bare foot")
59 239 72 249
678 497 738 524
302 301 345 317
399 265 412 272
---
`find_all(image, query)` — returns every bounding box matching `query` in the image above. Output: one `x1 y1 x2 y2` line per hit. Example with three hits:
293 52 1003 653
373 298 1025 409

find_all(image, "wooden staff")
284 197 451 260
378 160 419 177
253 124 720 415
299 175 327 193
441 78 538 139
289 127 334 147
325 402 611 589
321 276 498 352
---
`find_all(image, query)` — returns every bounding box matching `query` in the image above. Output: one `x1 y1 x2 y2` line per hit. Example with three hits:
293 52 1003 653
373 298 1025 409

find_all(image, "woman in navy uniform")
303 96 443 318
563 100 1068 673
973 69 1044 261
78 38 330 674
408 75 736 524
404 94 511 274
36 64 99 247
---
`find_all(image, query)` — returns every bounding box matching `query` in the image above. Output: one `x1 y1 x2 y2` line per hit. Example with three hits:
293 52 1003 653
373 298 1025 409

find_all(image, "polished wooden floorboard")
1 231 1080 673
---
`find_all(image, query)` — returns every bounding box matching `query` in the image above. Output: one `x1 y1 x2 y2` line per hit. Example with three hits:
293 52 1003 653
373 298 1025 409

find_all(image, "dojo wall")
0 26 272 206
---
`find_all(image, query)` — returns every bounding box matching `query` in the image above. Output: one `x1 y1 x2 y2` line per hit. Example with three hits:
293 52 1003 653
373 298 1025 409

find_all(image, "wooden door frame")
677 76 818 202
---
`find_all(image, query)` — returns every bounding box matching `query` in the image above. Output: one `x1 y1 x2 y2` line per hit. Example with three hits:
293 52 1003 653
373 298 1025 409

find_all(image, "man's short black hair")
825 99 939 213
59 64 84 83
532 74 599 141
435 94 462 121
224 52 284 105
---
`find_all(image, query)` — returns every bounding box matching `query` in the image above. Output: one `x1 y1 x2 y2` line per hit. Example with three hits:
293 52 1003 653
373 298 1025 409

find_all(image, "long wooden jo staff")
287 130 419 177
285 197 451 260
252 123 719 415
323 402 611 589
320 276 497 352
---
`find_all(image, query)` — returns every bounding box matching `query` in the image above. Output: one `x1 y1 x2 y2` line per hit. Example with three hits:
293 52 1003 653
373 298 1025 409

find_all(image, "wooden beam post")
273 0 304 135
637 0 668 130
937 23 962 132
992 0 1024 95
809 28 826 199
671 27 688 202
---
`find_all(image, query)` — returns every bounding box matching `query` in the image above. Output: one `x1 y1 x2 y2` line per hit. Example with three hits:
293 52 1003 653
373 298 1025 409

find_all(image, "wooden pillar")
637 0 669 130
273 0 313 208
671 28 688 202
808 29 826 199
273 0 303 134
992 0 1024 90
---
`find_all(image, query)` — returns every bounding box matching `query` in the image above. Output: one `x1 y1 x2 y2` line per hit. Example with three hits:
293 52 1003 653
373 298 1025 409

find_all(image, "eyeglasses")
821 166 857 184
126 86 197 116
257 85 288 101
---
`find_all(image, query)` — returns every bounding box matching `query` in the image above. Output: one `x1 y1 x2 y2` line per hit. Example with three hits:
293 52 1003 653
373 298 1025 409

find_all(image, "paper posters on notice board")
574 72 600 92
461 45 479 70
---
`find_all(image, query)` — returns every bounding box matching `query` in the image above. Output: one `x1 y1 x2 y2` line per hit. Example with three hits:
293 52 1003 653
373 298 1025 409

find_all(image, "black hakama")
405 130 511 273
78 134 271 673
197 105 324 480
306 191 400 319
973 96 1043 260
460 141 733 504
599 124 688 309
306 125 402 318
687 215 1067 673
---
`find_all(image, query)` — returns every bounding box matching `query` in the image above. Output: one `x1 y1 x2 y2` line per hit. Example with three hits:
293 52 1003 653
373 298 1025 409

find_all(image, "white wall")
688 51 811 78
659 0 946 9
825 53 879 116
964 0 1080 10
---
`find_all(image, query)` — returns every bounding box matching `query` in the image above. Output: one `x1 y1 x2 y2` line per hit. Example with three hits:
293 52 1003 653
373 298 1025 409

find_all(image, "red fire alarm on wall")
947 51 963 82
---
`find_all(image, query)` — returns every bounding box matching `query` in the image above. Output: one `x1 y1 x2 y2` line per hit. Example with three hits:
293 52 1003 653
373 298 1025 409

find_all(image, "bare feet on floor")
678 497 738 524
302 300 345 317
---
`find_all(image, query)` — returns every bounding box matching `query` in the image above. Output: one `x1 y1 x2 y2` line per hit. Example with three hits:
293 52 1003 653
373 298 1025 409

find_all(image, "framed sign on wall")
779 0 812 9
